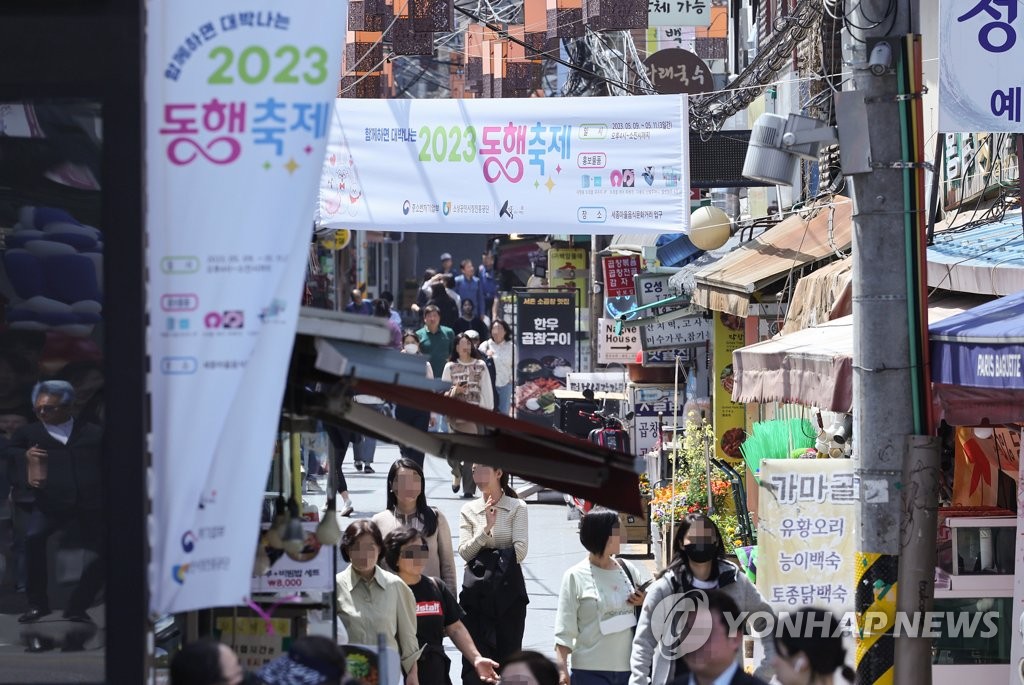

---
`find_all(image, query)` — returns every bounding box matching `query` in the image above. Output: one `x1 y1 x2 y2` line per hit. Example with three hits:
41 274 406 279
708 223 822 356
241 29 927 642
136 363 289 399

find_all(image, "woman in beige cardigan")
372 457 458 595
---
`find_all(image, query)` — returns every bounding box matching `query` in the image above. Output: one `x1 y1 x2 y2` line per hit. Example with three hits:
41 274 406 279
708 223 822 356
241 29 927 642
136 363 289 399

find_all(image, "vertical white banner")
146 3 345 613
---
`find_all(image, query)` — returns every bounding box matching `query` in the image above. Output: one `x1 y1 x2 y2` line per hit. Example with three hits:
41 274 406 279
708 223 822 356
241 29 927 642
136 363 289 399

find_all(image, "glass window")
0 99 105 678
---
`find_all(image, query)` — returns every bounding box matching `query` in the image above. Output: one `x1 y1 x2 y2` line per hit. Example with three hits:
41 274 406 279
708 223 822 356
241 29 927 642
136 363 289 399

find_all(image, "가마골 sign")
758 460 857 614
318 95 691 234
146 1 345 614
940 0 1024 132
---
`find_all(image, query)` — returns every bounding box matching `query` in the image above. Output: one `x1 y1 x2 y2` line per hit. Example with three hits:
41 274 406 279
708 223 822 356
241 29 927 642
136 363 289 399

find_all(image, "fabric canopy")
931 289 1024 389
691 196 852 317
732 294 988 412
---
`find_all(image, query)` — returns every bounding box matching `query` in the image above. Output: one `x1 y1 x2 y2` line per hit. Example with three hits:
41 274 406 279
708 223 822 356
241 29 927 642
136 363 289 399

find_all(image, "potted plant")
647 413 746 564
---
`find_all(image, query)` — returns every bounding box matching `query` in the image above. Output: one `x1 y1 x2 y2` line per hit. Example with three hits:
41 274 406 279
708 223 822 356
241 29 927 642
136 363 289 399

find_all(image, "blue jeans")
570 670 630 685
495 384 513 415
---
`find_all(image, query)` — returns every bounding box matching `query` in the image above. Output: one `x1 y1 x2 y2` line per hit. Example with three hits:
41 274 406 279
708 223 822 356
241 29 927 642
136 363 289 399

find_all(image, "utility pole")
847 0 941 683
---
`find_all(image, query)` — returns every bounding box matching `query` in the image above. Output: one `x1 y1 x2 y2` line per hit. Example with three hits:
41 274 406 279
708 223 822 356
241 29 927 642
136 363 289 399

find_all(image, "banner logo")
181 530 197 553
650 589 712 659
172 564 190 585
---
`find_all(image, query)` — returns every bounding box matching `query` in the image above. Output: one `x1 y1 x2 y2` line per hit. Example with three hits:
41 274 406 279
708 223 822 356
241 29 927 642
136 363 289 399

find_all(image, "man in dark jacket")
666 590 768 685
7 380 103 624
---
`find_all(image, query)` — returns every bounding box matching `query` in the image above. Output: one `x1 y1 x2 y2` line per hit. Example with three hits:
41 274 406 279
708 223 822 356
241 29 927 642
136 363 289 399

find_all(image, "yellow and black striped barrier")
855 552 898 685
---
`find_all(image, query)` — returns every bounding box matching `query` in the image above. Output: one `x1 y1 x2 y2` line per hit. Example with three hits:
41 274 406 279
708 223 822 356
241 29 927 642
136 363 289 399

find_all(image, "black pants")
25 506 104 613
324 423 354 493
461 601 527 685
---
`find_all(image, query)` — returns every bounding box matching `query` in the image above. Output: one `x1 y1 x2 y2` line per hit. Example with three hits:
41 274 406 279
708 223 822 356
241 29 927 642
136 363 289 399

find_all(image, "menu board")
757 459 857 613
514 291 576 428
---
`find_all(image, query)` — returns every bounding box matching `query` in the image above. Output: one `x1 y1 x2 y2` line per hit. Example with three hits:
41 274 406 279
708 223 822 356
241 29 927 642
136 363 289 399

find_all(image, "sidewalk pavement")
307 442 655 682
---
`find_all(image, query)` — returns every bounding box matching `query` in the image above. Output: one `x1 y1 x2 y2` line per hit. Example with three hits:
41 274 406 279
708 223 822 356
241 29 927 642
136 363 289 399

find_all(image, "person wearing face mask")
629 514 776 685
394 331 434 468
770 608 854 685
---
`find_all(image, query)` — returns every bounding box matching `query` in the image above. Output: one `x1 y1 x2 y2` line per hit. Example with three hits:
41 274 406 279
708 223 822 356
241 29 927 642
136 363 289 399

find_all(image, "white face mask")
403 343 419 354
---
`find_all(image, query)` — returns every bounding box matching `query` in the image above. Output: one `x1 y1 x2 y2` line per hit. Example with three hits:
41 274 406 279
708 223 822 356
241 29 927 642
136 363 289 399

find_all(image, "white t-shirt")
554 558 651 672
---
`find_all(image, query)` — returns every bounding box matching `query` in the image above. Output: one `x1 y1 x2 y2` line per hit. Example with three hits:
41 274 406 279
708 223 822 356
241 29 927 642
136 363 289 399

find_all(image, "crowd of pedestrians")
165 251 851 685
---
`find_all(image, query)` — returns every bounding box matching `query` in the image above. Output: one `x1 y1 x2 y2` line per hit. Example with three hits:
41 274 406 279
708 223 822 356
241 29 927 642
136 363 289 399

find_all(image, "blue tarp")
930 289 1024 390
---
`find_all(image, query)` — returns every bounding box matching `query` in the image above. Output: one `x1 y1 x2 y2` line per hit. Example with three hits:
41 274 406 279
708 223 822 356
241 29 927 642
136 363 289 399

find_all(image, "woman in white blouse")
336 519 421 685
458 464 529 685
478 320 513 416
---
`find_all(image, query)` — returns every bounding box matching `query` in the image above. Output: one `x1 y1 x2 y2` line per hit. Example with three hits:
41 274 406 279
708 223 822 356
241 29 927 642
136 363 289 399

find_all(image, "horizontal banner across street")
317 95 690 234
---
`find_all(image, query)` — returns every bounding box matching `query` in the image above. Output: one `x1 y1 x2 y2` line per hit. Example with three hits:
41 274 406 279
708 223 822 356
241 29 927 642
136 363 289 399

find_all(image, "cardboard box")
619 512 649 544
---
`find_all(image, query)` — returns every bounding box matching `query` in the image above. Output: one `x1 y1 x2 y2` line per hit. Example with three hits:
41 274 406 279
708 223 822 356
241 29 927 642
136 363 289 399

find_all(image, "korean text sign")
318 95 690 234
603 254 642 298
635 272 710 351
514 292 576 429
940 0 1024 132
712 314 745 463
757 459 857 614
146 1 345 613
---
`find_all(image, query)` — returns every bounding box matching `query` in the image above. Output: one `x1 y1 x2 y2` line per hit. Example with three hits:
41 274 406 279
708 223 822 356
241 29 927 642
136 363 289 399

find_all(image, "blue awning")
930 289 1024 390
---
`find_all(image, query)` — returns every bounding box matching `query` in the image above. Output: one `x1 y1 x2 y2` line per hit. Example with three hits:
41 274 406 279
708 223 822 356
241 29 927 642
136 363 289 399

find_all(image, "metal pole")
669 355 681 558
896 436 941 681
845 0 934 682
590 234 600 372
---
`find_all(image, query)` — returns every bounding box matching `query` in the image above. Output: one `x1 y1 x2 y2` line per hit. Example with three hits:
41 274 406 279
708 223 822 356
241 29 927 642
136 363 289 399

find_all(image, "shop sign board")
548 247 588 308
648 0 713 27
567 371 628 395
939 0 1024 133
712 313 745 463
629 383 683 458
603 254 642 297
635 272 710 351
146 0 346 614
215 617 293 670
598 317 642 364
757 459 857 614
514 291 576 428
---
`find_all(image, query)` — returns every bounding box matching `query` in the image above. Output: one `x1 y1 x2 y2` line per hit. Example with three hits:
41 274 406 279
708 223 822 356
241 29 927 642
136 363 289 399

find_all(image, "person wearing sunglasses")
6 379 103 626
384 527 499 685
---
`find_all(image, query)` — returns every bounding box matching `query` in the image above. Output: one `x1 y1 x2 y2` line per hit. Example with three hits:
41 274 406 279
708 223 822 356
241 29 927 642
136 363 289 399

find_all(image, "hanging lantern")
546 0 584 39
390 18 435 55
583 0 648 31
411 0 453 32
349 0 389 30
344 31 384 75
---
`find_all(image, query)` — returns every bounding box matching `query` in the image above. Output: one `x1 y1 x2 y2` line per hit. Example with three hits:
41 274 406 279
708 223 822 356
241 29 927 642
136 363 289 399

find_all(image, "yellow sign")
712 314 745 462
215 616 292 669
320 228 351 250
757 459 856 614
548 247 587 308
